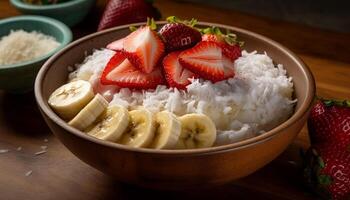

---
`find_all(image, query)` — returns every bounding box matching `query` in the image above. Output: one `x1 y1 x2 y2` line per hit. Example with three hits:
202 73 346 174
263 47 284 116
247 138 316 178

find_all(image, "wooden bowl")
34 22 315 189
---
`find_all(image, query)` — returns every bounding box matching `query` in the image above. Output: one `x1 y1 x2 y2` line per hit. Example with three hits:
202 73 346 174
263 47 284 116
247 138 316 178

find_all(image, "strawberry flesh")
202 33 241 61
106 38 124 51
222 55 235 79
162 51 198 89
179 41 225 82
123 26 165 73
159 23 201 52
101 52 164 89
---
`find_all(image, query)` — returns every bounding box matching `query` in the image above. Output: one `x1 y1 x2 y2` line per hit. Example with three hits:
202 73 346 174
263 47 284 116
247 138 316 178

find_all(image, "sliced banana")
119 109 155 148
151 111 181 149
68 94 108 131
86 105 129 142
48 80 94 120
176 113 217 149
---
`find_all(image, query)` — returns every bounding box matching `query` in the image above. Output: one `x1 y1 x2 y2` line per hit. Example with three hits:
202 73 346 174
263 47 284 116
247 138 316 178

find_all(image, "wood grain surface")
0 0 349 199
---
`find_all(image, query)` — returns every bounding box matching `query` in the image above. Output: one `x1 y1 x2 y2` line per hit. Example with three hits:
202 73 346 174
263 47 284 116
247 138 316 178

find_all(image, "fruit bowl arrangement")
47 17 248 149
35 18 315 188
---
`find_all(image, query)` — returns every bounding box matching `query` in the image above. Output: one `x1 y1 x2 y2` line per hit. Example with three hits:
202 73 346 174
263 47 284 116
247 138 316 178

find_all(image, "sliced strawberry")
100 52 125 85
123 26 165 73
202 33 242 61
222 56 235 79
162 51 198 89
222 43 241 61
101 52 164 89
179 41 225 82
106 38 124 51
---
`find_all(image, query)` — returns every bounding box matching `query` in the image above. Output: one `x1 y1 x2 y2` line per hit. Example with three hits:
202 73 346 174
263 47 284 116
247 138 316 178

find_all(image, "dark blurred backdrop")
179 0 350 33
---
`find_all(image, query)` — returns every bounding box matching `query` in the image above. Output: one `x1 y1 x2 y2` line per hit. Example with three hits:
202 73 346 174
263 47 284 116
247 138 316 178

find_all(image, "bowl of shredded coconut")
0 15 72 92
35 21 315 189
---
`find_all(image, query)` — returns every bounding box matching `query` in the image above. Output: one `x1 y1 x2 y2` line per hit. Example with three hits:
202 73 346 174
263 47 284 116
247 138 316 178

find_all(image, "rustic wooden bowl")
34 22 315 189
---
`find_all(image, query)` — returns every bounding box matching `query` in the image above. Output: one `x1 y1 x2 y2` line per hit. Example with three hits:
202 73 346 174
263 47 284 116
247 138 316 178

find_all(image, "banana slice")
68 94 108 131
176 113 217 149
119 109 155 148
86 105 129 142
48 80 94 120
151 111 181 149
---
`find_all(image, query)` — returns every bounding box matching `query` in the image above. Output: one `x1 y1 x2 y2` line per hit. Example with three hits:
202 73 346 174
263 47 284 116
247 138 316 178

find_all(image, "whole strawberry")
304 99 350 199
303 144 350 200
98 0 161 31
159 16 202 52
308 99 350 150
201 27 242 61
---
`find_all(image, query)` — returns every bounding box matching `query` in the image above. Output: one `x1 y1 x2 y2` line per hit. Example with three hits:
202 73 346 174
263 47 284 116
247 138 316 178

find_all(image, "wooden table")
0 1 349 199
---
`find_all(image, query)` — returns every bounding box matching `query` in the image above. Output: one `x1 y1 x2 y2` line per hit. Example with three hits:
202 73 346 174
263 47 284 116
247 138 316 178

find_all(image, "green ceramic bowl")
10 0 96 27
0 15 72 93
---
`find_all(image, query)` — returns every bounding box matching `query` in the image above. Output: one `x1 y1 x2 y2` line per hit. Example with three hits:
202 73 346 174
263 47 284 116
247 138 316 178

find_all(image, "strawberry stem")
129 17 157 32
166 16 198 27
319 98 350 107
302 148 333 199
129 26 137 32
201 26 243 47
147 17 157 30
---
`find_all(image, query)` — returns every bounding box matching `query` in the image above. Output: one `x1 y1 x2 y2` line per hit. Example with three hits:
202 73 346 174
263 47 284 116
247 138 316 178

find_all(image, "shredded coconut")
0 30 60 66
69 50 296 145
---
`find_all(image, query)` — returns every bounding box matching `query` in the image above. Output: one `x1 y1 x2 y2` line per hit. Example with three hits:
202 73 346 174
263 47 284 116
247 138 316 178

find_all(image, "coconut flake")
0 149 9 153
25 170 33 177
34 150 47 156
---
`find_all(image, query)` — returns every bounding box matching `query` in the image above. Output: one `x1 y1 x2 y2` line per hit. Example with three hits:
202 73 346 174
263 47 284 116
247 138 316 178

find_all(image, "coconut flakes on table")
0 149 9 153
40 145 47 150
34 150 47 156
25 170 33 177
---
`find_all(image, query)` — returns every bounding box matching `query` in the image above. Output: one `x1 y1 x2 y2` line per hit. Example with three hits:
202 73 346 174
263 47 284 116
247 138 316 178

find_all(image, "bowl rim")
35 21 315 155
10 0 91 10
0 15 72 70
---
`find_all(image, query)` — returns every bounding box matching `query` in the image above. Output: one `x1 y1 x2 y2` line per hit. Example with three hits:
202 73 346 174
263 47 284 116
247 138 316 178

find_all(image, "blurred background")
180 0 350 33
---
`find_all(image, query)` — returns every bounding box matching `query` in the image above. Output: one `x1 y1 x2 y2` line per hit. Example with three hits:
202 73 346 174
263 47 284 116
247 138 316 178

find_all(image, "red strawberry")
303 144 350 200
303 99 350 199
123 24 165 73
159 16 201 52
106 38 124 51
100 52 164 89
201 27 242 61
98 0 161 31
179 41 225 82
162 51 198 89
222 55 235 79
308 99 350 149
